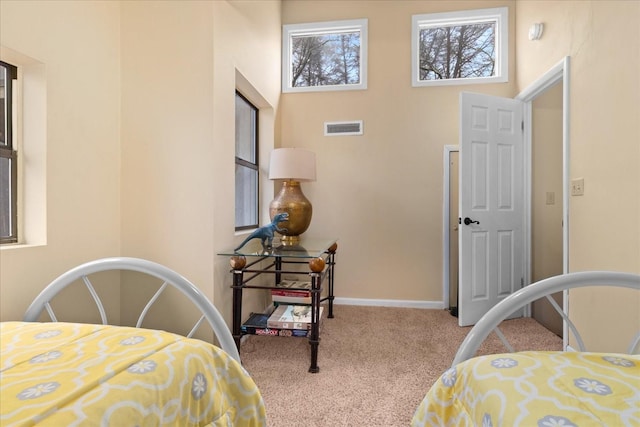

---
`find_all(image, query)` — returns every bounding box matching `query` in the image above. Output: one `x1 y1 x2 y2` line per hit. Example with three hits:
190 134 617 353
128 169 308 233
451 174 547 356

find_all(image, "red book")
271 280 312 303
271 289 310 297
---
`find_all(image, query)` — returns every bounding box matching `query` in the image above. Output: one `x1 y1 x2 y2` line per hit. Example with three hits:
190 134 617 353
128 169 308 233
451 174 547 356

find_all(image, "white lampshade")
268 148 316 182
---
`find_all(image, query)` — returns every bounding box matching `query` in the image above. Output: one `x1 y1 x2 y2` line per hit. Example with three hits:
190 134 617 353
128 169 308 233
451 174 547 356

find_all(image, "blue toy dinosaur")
235 212 289 251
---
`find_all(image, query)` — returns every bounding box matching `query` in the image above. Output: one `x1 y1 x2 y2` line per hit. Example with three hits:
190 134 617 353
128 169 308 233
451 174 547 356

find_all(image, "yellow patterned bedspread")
0 321 265 426
412 351 640 427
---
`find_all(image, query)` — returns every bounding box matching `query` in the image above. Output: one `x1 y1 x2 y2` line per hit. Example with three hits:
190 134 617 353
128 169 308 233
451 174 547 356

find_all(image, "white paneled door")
458 92 525 327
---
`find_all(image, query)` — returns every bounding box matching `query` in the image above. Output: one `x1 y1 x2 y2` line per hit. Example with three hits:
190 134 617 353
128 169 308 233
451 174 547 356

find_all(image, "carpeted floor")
240 305 562 427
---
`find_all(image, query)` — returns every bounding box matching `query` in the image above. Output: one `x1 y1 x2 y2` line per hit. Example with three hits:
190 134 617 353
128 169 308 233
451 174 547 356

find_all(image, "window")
235 92 259 231
412 7 508 87
282 19 368 93
0 61 18 244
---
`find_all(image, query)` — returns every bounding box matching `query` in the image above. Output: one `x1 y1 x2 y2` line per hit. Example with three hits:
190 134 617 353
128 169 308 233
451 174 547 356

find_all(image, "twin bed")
1 257 265 426
412 271 640 426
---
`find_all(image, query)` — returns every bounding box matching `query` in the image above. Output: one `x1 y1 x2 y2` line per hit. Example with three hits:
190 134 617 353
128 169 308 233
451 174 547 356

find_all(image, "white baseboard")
333 297 444 310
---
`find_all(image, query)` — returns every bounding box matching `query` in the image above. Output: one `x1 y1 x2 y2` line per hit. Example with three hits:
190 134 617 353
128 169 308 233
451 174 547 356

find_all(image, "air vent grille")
324 120 363 136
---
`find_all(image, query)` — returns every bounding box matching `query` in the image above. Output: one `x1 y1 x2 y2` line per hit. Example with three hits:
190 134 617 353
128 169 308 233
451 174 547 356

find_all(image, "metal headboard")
23 257 239 362
453 271 640 366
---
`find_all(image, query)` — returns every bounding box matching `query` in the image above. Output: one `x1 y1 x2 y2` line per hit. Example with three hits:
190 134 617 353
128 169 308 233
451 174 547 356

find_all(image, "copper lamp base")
269 180 312 244
280 235 301 246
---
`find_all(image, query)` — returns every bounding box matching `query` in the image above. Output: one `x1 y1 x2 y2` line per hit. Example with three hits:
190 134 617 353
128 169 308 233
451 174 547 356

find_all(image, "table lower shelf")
241 311 326 338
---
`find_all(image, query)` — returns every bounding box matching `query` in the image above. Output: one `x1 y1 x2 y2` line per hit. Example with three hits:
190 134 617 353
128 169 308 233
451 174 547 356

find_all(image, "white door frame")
516 56 571 276
442 144 459 310
442 57 570 345
516 56 571 348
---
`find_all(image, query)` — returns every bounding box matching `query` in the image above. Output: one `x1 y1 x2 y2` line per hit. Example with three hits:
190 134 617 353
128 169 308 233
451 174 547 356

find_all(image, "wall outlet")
571 178 585 196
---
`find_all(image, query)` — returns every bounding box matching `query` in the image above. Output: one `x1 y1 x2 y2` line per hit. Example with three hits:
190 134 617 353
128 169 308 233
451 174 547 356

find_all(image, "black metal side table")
219 237 337 373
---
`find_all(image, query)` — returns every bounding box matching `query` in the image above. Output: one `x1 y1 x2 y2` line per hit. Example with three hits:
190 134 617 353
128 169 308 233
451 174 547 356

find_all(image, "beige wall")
119 0 219 332
282 0 638 350
1 0 638 352
120 0 281 330
0 0 281 329
280 0 517 302
0 1 121 322
211 0 282 326
515 0 640 353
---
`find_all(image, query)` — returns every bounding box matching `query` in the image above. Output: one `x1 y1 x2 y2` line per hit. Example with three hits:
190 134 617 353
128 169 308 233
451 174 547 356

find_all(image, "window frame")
234 91 259 232
282 18 368 93
411 7 508 87
0 60 18 244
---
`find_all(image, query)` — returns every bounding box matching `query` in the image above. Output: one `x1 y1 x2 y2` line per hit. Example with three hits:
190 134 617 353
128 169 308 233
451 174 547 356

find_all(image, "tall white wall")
120 0 282 329
0 1 121 322
515 0 640 352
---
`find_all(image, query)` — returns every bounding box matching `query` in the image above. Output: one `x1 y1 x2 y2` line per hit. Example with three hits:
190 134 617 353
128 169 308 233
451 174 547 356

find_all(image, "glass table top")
218 237 337 259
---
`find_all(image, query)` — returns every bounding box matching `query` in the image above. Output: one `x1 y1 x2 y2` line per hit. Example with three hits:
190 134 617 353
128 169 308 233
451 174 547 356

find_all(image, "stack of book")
241 304 324 338
271 280 312 305
267 304 323 329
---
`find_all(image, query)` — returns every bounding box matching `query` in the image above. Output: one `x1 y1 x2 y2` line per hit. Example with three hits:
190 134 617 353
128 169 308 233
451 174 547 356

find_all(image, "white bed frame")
453 271 640 366
23 257 240 362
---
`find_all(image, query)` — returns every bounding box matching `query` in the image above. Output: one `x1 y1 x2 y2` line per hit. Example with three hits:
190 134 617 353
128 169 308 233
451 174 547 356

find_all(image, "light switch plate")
546 191 555 205
571 178 585 196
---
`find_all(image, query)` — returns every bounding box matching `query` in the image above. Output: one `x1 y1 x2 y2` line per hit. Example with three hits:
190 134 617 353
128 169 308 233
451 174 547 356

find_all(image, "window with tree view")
412 8 508 87
283 19 368 93
1 61 18 244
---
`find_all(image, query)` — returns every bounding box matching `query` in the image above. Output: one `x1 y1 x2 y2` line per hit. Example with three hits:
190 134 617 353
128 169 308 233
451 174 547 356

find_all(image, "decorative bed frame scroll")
23 257 240 362
453 271 640 366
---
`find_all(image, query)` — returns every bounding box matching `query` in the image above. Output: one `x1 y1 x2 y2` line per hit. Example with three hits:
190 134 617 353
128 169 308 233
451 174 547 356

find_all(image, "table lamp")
268 148 316 245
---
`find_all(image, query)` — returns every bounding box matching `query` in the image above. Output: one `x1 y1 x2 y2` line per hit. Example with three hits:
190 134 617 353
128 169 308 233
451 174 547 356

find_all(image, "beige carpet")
240 305 562 427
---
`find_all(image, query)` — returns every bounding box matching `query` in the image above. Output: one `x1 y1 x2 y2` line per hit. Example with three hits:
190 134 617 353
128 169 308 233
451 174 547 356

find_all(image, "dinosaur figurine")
235 212 289 251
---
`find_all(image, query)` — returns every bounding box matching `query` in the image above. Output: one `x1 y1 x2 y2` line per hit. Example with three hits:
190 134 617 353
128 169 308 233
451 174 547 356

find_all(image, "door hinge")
521 120 524 132
521 277 524 288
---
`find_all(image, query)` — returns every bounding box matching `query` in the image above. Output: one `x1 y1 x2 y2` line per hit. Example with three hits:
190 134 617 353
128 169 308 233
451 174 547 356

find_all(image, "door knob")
463 217 480 225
